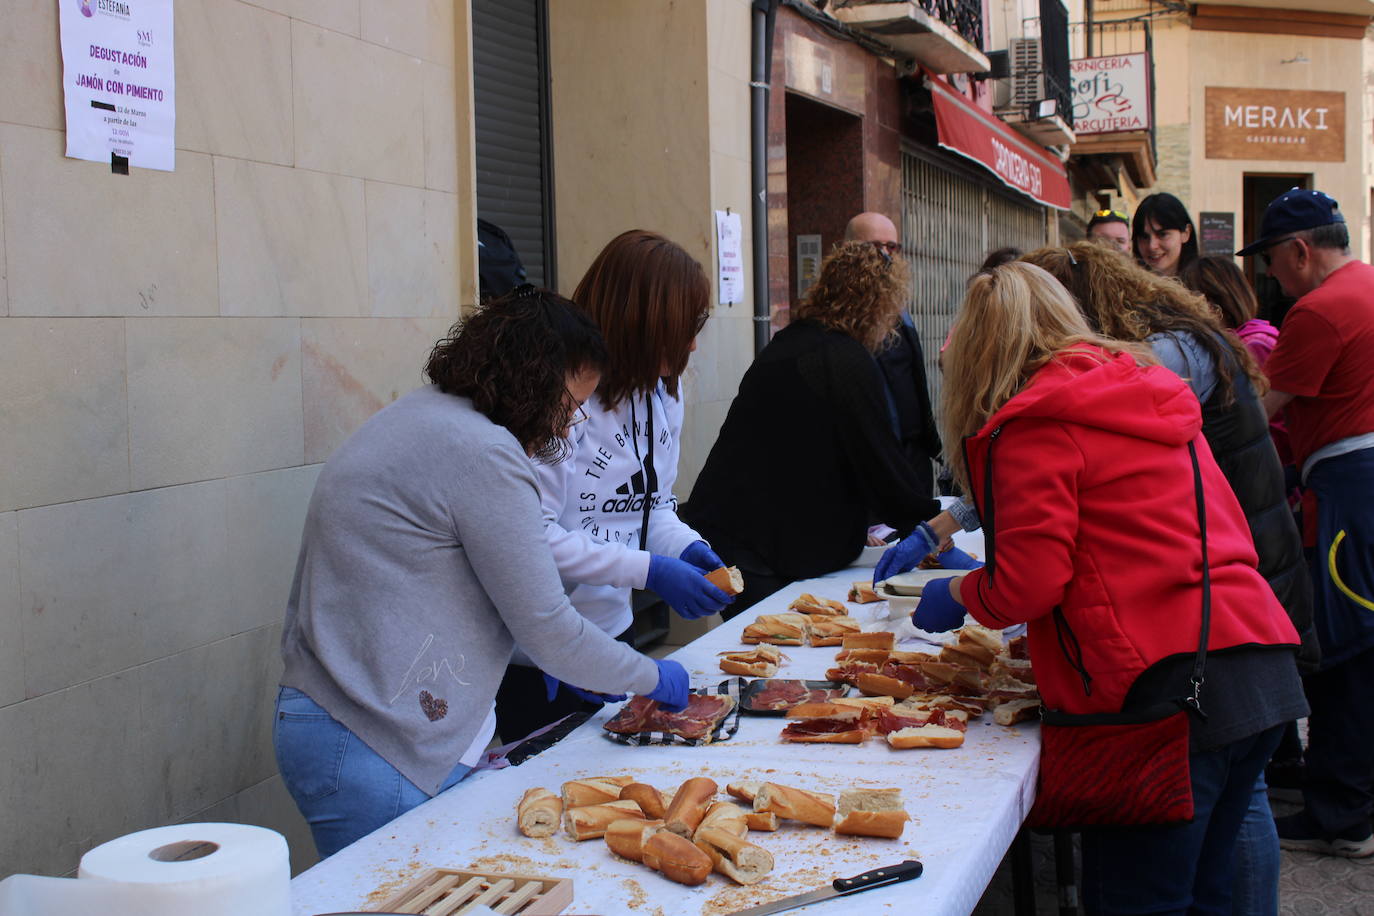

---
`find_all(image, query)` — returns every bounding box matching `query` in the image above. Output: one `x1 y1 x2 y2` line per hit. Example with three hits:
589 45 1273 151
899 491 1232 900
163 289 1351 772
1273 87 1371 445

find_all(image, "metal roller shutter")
472 0 555 287
901 149 1047 431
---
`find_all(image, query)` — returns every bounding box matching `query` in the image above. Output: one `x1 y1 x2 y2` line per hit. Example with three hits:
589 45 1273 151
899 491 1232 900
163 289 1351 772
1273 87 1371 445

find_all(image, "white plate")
881 569 954 596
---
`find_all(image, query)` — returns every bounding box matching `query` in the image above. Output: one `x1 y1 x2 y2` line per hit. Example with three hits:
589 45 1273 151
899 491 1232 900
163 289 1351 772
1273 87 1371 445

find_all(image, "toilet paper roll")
67 822 291 916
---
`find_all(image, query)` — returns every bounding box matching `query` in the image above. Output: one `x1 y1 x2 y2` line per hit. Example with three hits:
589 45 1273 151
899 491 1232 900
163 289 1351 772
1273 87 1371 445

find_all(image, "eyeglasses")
1261 236 1299 268
1093 209 1129 221
564 388 590 428
871 240 902 255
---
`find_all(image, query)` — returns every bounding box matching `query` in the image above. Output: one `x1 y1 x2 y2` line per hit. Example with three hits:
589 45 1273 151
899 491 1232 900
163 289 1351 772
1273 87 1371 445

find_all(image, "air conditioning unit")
1009 38 1044 108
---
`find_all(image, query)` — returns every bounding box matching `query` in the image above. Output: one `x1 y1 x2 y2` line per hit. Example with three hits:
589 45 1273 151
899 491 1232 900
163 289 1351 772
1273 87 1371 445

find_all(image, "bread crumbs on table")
621 877 648 909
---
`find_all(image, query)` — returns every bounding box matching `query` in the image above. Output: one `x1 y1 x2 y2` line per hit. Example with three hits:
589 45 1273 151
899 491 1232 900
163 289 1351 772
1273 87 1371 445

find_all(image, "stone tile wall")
0 0 461 878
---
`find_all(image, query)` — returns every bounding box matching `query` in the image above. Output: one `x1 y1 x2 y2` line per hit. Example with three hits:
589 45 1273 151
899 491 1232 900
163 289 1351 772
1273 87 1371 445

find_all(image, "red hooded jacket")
958 347 1300 715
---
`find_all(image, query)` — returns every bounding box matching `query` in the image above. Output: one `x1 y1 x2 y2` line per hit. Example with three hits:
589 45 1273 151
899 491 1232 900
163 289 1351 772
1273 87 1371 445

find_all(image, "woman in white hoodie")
494 230 732 741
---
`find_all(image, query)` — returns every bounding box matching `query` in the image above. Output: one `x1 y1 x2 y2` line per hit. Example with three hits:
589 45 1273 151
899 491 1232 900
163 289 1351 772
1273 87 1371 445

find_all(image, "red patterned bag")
1027 442 1211 831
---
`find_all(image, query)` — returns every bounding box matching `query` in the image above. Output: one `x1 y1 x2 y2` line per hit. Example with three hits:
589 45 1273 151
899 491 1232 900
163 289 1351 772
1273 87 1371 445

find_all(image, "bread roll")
885 724 965 749
641 830 713 886
693 825 775 885
706 565 745 596
833 788 909 839
742 613 809 645
726 780 761 803
889 650 940 665
809 616 862 647
834 647 890 664
663 776 718 838
563 799 645 840
561 775 634 808
744 811 779 831
848 581 881 604
842 631 896 651
788 593 847 616
831 695 894 712
695 801 749 838
957 624 1004 656
993 698 1042 725
856 672 916 700
517 787 563 838
753 782 836 827
604 817 664 862
718 645 781 677
620 783 667 819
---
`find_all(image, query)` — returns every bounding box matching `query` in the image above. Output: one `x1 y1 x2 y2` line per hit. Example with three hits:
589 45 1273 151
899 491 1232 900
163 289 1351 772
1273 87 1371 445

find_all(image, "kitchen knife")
728 860 923 916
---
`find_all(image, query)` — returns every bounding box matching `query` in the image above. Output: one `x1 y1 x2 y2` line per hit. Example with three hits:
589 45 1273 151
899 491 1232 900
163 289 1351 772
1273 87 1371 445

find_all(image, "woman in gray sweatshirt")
274 287 688 858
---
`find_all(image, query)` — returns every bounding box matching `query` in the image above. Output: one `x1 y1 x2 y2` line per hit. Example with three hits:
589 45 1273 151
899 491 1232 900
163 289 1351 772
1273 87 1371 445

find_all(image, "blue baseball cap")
1237 188 1345 256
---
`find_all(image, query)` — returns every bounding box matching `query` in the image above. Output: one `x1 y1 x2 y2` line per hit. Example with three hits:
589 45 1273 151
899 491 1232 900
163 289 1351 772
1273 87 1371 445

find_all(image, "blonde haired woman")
889 262 1304 913
683 241 941 613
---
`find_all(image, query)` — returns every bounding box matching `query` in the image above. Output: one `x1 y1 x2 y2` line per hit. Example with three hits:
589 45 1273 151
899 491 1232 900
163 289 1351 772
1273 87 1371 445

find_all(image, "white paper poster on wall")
59 0 175 171
715 210 744 305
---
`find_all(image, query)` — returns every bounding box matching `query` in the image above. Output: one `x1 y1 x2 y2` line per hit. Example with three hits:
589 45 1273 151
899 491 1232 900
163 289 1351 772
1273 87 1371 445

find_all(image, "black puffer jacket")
1200 345 1320 673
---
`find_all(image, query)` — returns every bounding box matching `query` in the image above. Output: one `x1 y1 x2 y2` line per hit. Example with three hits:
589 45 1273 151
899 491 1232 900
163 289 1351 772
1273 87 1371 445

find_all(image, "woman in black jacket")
682 241 940 615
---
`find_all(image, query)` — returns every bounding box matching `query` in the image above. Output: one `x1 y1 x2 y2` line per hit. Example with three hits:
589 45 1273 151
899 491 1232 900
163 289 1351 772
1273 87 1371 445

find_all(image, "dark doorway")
784 92 865 312
1243 173 1309 327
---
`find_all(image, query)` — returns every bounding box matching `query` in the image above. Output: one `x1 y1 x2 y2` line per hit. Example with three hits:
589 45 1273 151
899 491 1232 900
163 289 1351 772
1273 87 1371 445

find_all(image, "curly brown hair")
793 240 910 352
424 287 608 462
1020 241 1267 406
573 230 710 410
1179 255 1259 330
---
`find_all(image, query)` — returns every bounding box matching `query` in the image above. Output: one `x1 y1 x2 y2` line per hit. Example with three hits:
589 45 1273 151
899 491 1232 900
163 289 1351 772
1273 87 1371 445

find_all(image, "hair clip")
1066 250 1079 266
511 283 540 300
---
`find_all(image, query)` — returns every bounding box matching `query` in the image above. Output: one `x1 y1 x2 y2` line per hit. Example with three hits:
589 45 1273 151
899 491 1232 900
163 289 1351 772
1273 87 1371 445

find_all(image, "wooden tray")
369 868 572 915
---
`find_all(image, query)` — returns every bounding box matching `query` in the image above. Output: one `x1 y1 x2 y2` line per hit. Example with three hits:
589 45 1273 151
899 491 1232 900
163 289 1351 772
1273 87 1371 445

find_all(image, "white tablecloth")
291 533 1040 916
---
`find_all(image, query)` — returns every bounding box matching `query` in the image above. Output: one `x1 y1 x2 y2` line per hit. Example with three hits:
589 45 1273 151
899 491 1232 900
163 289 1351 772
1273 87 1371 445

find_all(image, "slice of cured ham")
604 694 735 741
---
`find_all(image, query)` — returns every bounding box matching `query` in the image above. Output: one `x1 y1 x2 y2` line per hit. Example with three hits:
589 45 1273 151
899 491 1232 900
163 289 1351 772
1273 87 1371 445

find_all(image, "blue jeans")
1080 725 1284 916
273 687 472 858
1231 773 1279 916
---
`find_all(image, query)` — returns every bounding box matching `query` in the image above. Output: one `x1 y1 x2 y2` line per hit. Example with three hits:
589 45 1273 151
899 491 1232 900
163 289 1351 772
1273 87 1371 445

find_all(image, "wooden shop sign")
1205 87 1345 162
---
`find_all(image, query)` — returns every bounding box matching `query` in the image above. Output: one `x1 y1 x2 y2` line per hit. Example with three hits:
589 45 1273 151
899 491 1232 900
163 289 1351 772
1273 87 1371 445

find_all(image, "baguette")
753 782 836 827
695 801 749 838
693 825 775 885
834 647 890 665
563 799 645 840
516 787 563 838
856 672 916 700
889 650 940 665
885 724 965 749
780 702 868 744
842 631 896 651
641 830 713 886
831 695 895 712
958 624 1004 656
619 783 668 819
706 565 745 596
744 810 780 831
834 788 909 839
663 776 718 838
941 642 993 671
742 613 810 645
604 817 664 862
719 645 781 678
809 616 861 647
789 593 847 616
848 580 881 604
726 780 761 803
561 775 634 809
993 698 1042 725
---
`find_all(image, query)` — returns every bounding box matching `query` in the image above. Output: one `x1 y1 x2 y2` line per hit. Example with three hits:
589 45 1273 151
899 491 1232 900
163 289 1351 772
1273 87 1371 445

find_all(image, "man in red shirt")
1239 188 1374 857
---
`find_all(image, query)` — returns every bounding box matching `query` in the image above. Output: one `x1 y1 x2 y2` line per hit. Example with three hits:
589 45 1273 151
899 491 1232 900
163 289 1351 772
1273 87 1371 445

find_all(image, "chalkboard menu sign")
1199 212 1235 257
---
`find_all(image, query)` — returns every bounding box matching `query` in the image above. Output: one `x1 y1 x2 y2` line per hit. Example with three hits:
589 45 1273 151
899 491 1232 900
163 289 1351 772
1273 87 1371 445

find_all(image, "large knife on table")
729 860 924 915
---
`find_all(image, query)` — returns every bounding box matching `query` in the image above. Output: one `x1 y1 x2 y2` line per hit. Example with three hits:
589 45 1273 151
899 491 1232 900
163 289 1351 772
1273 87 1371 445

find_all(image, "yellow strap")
1327 529 1374 613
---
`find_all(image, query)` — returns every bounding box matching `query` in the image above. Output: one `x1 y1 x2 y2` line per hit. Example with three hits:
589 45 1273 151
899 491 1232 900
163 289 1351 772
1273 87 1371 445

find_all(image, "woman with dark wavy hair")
274 288 689 858
682 240 941 613
495 230 731 743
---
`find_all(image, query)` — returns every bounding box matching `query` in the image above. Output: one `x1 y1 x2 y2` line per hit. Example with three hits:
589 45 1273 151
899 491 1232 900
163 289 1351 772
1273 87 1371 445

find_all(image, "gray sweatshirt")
280 385 660 795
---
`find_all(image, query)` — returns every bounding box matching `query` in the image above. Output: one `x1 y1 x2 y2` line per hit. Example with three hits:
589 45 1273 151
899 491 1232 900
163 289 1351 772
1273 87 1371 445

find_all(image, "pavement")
972 792 1374 915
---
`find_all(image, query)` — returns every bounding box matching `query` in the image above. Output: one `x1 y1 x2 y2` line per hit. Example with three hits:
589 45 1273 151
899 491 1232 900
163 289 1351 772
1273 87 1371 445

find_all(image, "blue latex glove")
541 673 626 706
932 545 983 570
912 576 966 633
873 521 939 585
646 659 690 712
679 540 725 573
646 554 733 619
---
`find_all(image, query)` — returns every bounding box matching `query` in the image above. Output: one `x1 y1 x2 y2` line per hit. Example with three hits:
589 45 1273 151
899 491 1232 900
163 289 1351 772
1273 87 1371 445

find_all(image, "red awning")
925 72 1071 211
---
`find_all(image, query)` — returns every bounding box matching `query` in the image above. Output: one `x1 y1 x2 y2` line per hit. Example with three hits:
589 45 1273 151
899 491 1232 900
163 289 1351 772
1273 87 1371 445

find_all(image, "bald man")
844 212 941 503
